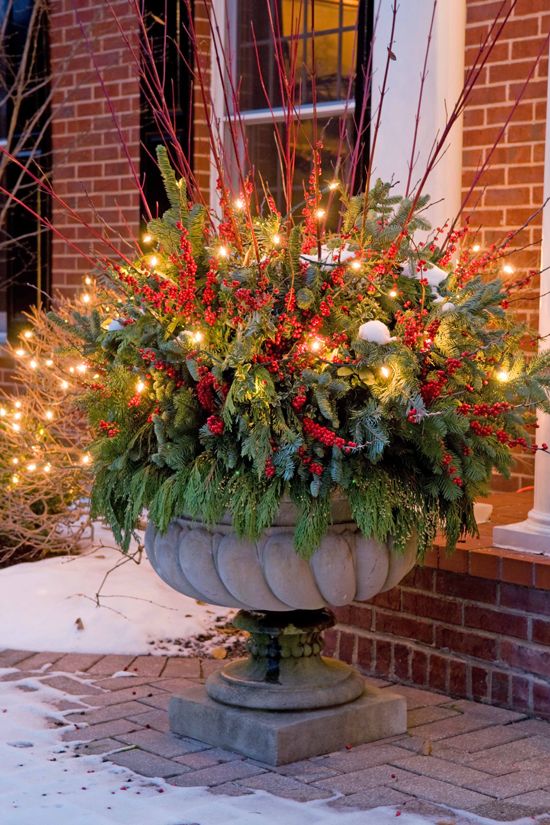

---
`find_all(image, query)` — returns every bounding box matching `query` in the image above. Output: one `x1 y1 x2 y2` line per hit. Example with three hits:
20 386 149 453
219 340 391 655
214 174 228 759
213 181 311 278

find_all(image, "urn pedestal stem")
206 609 365 710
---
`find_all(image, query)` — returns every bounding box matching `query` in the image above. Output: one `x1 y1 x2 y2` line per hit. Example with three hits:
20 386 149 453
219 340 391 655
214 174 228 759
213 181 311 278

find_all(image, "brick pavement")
2 649 550 822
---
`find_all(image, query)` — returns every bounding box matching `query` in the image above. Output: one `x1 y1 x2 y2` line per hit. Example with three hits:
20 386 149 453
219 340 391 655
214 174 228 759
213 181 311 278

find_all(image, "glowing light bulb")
350 260 361 271
217 245 229 259
22 330 33 340
502 264 514 275
14 401 21 409
496 369 509 382
13 412 22 421
233 197 245 210
272 233 282 246
81 453 91 465
380 365 391 379
81 293 91 304
142 233 153 244
11 458 18 465
69 366 75 374
60 380 69 390
135 380 145 394
12 423 20 432
15 348 26 358
26 462 36 473
29 359 38 370
43 463 51 473
11 474 19 484
328 180 339 191
314 208 326 220
472 244 481 253
192 330 204 344
45 359 53 367
149 255 159 268
310 338 323 353
76 363 87 374
0 407 6 417
389 289 398 298
84 275 92 286
45 410 54 421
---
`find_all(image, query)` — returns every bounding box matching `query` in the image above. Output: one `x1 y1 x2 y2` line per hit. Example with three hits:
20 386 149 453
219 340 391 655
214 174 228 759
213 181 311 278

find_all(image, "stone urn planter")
144 498 415 764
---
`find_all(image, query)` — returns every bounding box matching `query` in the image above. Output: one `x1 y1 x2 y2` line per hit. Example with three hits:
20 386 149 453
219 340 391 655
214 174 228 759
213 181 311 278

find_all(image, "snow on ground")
0 524 236 656
0 669 463 825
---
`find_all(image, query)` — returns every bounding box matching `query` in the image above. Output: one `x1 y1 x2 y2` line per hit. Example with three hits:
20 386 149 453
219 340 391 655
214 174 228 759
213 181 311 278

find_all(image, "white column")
492 37 550 555
372 0 466 231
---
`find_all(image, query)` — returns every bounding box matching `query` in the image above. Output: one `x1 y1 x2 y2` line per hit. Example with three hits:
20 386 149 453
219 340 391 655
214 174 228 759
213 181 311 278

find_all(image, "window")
215 0 372 208
140 0 193 219
0 0 51 341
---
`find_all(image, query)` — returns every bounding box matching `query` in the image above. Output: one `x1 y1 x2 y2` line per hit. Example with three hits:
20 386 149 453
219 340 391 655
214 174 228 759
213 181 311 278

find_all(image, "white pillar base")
493 508 550 555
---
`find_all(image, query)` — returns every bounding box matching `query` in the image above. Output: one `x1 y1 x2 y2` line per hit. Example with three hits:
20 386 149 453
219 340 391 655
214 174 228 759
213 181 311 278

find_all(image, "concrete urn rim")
144 499 417 611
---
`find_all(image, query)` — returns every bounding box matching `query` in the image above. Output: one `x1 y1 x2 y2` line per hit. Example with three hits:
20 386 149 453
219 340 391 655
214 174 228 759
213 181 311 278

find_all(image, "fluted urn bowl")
144 498 416 711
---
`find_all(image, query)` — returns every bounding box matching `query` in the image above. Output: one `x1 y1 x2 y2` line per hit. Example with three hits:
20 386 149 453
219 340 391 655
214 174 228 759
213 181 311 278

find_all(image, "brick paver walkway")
2 649 550 823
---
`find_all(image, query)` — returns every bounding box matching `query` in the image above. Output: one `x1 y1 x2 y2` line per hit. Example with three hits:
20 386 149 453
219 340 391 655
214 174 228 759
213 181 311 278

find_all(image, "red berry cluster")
196 367 222 412
99 419 120 438
291 387 307 410
457 401 512 417
127 394 142 408
206 415 224 435
264 457 276 479
407 407 419 423
442 451 463 486
302 417 357 450
297 447 323 476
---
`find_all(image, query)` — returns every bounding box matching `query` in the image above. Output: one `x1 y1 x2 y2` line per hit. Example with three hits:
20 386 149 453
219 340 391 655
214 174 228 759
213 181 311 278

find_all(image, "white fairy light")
310 338 323 353
192 330 204 344
81 293 91 304
135 379 146 394
45 359 53 367
502 264 514 275
11 474 19 484
233 197 245 210
60 379 69 390
217 245 229 259
0 407 6 417
26 463 37 473
81 453 91 465
11 458 18 465
389 289 398 298
15 348 26 358
29 359 38 370
272 234 282 246
472 244 481 253
14 401 22 409
142 233 153 244
350 260 361 271
76 363 87 374
22 330 33 339
149 255 159 267
328 180 339 191
13 412 22 421
84 275 92 285
12 423 20 432
496 369 510 382
43 463 51 473
314 208 326 220
380 365 391 379
45 410 54 421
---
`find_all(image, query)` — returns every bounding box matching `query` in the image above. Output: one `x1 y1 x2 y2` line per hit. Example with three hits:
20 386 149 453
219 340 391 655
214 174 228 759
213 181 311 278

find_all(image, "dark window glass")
0 0 51 337
140 0 193 220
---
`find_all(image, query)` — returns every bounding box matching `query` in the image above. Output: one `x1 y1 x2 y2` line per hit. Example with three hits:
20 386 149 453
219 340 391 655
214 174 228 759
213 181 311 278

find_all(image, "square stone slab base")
169 680 407 765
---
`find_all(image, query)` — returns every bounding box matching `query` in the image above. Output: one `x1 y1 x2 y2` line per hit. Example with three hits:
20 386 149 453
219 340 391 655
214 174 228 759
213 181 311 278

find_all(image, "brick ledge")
428 491 550 589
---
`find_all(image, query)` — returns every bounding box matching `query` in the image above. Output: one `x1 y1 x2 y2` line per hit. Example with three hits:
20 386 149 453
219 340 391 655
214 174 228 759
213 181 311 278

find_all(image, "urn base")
206 608 364 710
169 681 407 765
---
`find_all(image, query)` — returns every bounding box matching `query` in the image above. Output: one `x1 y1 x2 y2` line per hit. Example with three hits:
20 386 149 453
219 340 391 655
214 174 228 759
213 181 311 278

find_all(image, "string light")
192 330 204 344
60 379 69 390
328 180 339 191
69 366 75 374
310 337 323 353
11 458 18 465
13 412 22 421
350 260 361 271
45 359 53 367
216 245 229 259
76 363 87 374
45 410 54 421
43 463 51 473
81 293 91 304
148 255 159 267
233 197 245 210
81 453 91 465
272 233 282 246
84 275 92 286
135 379 146 393
314 208 326 220
29 359 38 370
0 407 6 417
502 264 514 275
142 233 153 244
11 474 19 484
26 463 37 473
496 369 510 382
380 365 391 379
389 289 398 298
14 401 22 409
12 423 20 432
472 244 481 253
22 330 33 340
15 348 26 358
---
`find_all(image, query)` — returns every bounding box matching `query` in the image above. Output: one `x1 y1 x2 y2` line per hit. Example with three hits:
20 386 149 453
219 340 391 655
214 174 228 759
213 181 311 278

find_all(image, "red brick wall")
330 566 550 721
462 0 550 492
49 0 141 296
193 0 213 199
